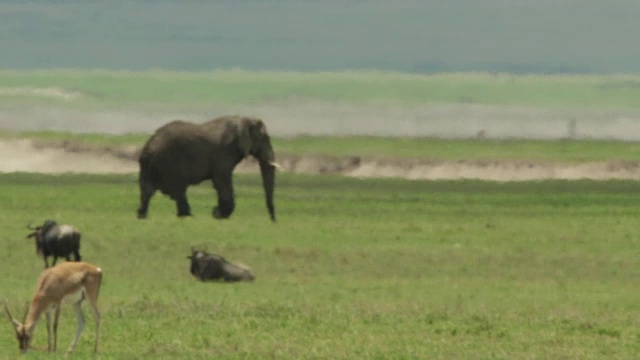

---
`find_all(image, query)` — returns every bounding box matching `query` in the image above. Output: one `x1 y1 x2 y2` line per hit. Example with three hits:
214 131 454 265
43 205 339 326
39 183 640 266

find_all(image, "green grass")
0 172 639 358
3 130 640 163
2 70 640 109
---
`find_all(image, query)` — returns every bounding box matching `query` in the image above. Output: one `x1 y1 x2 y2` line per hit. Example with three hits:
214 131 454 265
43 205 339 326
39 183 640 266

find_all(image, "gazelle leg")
67 302 85 353
46 310 52 351
53 305 61 352
85 276 102 353
90 301 100 353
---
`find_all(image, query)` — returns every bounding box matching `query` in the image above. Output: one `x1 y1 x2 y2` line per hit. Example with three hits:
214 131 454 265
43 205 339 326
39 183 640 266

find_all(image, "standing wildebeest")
188 247 255 282
136 116 280 221
27 220 81 268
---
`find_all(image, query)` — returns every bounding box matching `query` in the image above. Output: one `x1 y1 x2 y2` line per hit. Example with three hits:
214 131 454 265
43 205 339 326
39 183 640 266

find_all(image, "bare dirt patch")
0 87 84 101
2 139 640 181
0 139 137 174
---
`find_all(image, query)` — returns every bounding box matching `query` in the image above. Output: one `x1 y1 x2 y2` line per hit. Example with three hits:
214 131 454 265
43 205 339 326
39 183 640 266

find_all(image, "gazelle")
4 261 102 353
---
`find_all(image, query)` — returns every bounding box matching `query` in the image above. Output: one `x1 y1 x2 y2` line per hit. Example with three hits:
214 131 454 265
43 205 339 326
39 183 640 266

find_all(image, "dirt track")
2 139 640 181
3 97 640 180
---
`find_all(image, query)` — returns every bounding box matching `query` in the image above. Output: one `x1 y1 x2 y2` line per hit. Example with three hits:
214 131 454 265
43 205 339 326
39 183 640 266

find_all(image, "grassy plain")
1 70 640 358
2 70 640 109
0 171 638 359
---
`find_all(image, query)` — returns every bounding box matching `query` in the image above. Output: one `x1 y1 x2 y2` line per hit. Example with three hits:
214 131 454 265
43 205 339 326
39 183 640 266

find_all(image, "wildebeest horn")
269 162 282 170
26 223 38 239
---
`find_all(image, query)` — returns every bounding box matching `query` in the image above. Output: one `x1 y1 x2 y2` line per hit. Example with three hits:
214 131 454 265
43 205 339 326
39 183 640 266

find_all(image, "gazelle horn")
4 304 20 330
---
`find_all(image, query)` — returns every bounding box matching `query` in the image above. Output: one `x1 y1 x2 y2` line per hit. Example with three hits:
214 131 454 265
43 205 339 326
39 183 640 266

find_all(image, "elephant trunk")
259 161 276 222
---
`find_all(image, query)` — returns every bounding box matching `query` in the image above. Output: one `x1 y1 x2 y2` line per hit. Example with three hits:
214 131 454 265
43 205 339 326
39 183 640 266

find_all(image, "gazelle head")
4 304 31 352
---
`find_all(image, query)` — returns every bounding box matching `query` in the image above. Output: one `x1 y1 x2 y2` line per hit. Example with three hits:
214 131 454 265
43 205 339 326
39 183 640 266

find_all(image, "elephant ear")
238 121 253 157
238 119 267 157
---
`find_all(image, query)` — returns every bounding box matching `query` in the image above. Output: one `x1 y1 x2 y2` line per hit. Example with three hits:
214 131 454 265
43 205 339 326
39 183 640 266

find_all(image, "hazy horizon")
1 1 639 74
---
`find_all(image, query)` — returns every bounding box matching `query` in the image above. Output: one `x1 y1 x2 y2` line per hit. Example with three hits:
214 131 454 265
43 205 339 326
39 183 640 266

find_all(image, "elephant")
136 116 279 221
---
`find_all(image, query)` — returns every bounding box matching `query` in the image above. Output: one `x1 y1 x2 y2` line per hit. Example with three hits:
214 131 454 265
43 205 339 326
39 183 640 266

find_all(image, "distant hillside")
0 1 639 74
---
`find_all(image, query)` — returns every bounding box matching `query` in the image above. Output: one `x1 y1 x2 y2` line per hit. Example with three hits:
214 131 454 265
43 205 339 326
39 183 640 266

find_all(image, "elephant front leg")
212 175 235 219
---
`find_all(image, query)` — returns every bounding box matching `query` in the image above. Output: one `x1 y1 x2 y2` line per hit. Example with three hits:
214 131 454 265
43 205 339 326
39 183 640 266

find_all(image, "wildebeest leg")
73 250 82 262
212 174 235 219
173 191 191 217
51 256 58 267
137 179 157 219
44 256 50 268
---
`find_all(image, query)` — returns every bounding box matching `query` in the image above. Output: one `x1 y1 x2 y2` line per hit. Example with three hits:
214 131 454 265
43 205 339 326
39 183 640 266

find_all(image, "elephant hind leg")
173 191 192 217
212 175 235 219
214 201 235 219
137 179 157 219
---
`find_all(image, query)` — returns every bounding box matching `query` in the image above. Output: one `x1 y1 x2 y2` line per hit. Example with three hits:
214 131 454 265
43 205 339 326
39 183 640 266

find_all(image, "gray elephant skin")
137 116 279 221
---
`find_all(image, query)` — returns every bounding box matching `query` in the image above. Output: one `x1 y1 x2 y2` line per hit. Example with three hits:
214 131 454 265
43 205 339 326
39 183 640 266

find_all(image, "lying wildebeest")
188 247 255 282
27 220 82 268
